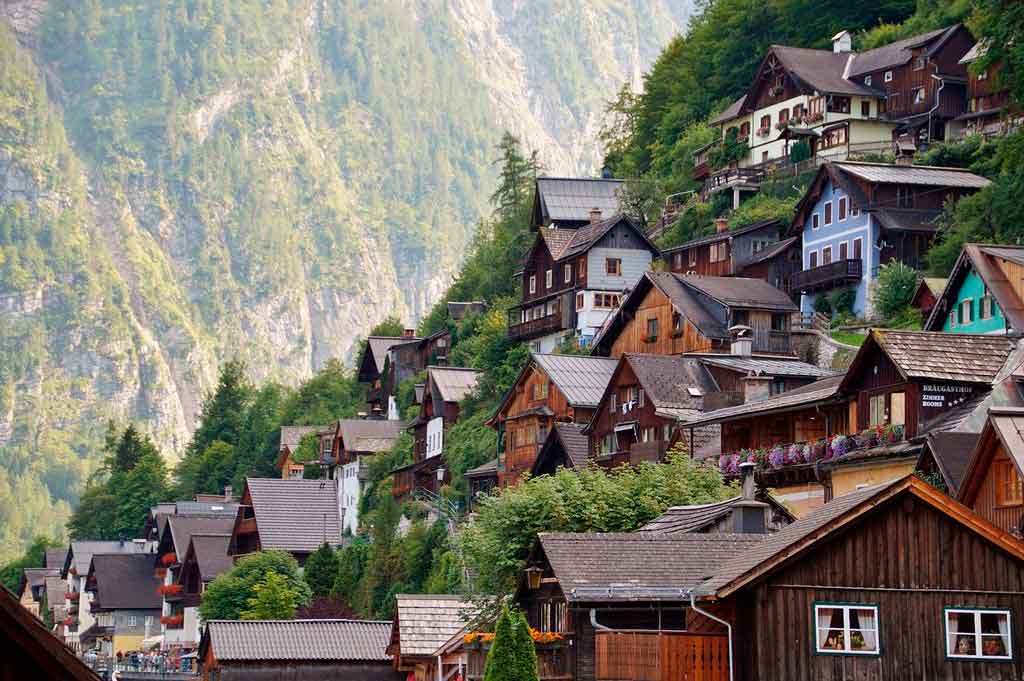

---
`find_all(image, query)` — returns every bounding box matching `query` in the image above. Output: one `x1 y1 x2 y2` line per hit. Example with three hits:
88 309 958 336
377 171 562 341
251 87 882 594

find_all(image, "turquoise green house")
925 244 1024 335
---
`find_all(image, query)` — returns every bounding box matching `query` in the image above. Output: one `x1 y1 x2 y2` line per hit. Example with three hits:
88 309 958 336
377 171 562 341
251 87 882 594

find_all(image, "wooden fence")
595 631 729 681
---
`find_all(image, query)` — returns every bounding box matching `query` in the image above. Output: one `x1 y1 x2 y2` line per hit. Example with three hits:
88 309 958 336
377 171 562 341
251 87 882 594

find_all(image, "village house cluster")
6 20 1024 681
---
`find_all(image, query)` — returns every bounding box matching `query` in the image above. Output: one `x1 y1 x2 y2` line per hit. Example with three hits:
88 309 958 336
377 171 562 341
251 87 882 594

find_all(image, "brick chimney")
403 328 416 338
715 217 729 233
589 208 602 224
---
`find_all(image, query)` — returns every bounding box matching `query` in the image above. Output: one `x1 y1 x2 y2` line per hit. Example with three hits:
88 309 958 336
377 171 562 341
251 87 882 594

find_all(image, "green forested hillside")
0 0 694 564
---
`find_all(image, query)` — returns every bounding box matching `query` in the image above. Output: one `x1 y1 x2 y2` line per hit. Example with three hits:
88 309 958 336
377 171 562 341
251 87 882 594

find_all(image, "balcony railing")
507 308 567 342
790 258 862 293
466 637 573 680
751 329 792 355
704 167 764 195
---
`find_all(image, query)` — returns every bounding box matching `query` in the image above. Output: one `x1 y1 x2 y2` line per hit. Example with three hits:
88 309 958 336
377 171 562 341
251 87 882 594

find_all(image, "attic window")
995 460 1023 507
913 56 928 70
884 70 893 83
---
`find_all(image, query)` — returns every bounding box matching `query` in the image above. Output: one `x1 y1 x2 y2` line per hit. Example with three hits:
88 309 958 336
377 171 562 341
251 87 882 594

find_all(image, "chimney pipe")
715 217 729 233
739 462 756 500
589 208 602 225
224 485 232 500
832 30 852 54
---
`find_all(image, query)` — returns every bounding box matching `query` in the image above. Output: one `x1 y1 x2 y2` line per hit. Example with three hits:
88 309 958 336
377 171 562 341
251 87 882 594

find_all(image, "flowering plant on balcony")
530 629 566 644
64 591 78 601
62 616 76 626
157 584 183 596
756 126 771 137
160 614 184 627
154 567 167 579
718 424 905 475
463 631 495 644
160 552 177 566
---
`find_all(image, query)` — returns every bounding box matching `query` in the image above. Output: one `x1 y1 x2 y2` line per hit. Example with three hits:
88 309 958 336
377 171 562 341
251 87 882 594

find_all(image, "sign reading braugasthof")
921 384 974 409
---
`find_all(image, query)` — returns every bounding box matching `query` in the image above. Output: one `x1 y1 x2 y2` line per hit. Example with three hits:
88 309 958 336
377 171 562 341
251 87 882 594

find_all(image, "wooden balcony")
466 638 573 680
751 329 792 355
789 258 862 293
692 161 710 181
704 167 764 195
508 309 567 342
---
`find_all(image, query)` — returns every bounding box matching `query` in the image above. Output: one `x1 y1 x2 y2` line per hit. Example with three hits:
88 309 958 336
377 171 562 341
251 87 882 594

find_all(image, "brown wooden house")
910 276 946 321
587 354 720 464
388 595 474 681
516 475 1024 681
591 271 798 358
958 407 1024 535
275 425 322 480
488 353 617 488
955 41 1018 137
409 366 482 461
530 423 590 478
358 334 418 413
177 533 232 614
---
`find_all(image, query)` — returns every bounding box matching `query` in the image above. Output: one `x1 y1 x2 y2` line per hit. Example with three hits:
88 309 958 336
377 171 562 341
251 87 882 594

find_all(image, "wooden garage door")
596 631 729 681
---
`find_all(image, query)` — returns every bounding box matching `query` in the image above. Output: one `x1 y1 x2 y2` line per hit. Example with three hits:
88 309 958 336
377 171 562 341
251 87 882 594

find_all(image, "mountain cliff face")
0 0 691 560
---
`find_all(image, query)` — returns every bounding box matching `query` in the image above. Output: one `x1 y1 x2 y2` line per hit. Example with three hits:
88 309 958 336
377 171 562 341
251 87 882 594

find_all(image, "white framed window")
824 201 833 226
606 258 622 276
546 269 553 289
564 264 571 283
946 608 1011 660
529 275 536 294
884 70 893 83
851 203 860 217
812 213 820 230
815 603 879 655
576 292 585 311
127 615 137 627
864 75 872 87
949 309 957 329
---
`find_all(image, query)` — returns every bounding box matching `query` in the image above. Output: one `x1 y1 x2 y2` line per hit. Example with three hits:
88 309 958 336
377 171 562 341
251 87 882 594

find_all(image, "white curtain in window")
853 608 878 651
816 608 838 649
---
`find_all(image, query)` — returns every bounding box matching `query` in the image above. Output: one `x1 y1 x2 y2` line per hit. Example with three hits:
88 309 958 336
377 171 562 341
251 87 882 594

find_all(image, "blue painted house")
789 161 990 318
924 244 1024 334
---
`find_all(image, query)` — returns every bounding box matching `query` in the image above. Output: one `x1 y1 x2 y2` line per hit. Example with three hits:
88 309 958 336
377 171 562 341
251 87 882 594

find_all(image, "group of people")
81 649 195 674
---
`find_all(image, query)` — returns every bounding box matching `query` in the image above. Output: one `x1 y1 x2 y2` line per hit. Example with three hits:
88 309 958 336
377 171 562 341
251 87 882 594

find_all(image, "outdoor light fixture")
525 566 544 590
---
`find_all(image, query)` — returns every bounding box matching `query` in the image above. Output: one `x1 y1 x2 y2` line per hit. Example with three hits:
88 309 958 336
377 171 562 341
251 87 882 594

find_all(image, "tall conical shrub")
511 609 539 681
483 603 517 681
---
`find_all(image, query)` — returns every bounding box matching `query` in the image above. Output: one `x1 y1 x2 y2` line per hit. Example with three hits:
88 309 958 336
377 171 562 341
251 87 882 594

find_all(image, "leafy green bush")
829 289 856 317
789 141 811 164
199 551 312 621
812 295 832 316
873 262 918 320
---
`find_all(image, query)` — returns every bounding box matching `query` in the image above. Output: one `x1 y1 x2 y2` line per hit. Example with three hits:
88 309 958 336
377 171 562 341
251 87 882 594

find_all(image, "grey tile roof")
367 336 418 374
535 177 625 224
699 480 904 595
710 95 746 125
205 619 392 661
168 515 236 557
44 576 65 611
70 541 150 577
922 431 981 495
280 426 323 451
553 423 590 468
681 375 845 428
337 419 405 453
679 275 798 312
558 214 656 261
871 329 1017 383
173 501 239 516
89 554 162 611
693 355 836 379
464 458 499 478
661 219 781 255
639 495 792 534
23 568 58 590
45 548 68 571
625 355 719 413
187 534 234 583
741 236 799 267
834 161 991 189
959 40 985 65
428 366 482 404
246 478 342 553
393 595 473 657
539 532 766 602
771 46 880 97
644 272 730 340
531 353 619 408
848 25 958 78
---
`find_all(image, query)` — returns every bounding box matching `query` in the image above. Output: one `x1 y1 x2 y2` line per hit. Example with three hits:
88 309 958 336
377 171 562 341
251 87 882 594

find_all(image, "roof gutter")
687 590 733 681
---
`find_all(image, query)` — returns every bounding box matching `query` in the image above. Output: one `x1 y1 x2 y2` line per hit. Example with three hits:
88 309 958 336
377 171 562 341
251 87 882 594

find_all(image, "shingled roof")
69 540 149 577
925 244 1024 333
45 548 68 571
919 431 981 495
681 375 845 428
679 275 798 313
336 419 405 454
244 478 342 554
185 534 233 583
833 161 991 189
640 495 794 535
660 219 781 255
534 177 625 225
427 366 482 404
842 330 1017 388
694 355 835 379
848 25 962 78
88 554 161 611
203 619 392 662
621 354 719 419
166 515 236 558
770 45 880 97
709 95 746 125
391 595 474 658
361 336 418 378
530 354 619 408
279 426 322 451
537 532 765 602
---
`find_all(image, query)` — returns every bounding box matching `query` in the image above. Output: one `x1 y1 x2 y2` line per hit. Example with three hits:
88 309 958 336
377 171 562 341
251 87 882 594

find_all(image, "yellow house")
83 554 162 655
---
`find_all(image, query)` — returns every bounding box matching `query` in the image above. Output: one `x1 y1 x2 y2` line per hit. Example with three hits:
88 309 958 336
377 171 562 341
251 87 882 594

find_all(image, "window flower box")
160 552 177 566
756 126 771 137
64 591 79 601
157 583 183 596
160 614 184 628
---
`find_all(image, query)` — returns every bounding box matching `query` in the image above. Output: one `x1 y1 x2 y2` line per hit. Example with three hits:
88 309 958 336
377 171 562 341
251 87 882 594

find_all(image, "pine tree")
240 570 298 620
511 609 540 681
489 133 537 222
484 602 527 681
304 543 340 598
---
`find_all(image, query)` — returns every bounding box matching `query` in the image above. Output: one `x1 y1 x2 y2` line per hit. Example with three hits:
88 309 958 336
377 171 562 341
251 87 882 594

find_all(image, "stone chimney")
403 328 416 338
832 30 852 54
224 485 233 500
715 217 729 233
741 374 772 403
731 462 769 533
589 208 602 225
739 462 756 500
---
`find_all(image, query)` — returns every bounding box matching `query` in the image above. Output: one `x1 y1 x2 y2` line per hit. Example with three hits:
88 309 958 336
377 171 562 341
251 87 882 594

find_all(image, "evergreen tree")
112 424 158 474
490 132 540 223
511 609 540 681
331 539 369 602
483 603 518 681
240 570 298 620
112 446 169 539
304 542 340 598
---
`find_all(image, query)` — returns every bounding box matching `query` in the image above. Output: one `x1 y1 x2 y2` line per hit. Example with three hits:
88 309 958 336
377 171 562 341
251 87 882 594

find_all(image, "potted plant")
768 445 786 468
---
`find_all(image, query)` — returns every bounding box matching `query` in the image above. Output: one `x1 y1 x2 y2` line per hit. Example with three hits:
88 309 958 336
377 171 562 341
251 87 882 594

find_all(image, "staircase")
412 488 473 588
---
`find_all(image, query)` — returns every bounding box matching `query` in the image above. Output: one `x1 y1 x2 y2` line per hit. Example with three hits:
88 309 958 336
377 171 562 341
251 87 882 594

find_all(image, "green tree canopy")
304 542 341 598
199 551 312 621
241 570 299 620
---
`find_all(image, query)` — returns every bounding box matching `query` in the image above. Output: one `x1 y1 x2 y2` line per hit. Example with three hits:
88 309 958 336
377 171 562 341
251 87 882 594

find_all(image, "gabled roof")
557 214 659 261
279 426 322 451
701 475 1024 598
529 354 619 408
639 495 794 535
22 568 59 595
681 375 845 428
69 540 149 577
88 554 161 611
840 330 1017 390
165 515 235 558
924 244 1024 332
534 177 625 225
536 532 766 602
242 478 342 554
336 418 405 454
183 533 233 583
848 25 963 78
0 585 101 681
390 595 473 658
959 407 1024 507
741 236 799 268
44 576 65 612
464 458 499 479
919 430 981 496
709 95 746 125
202 619 392 662
531 423 591 476
832 161 991 189
959 40 986 65
45 548 68 571
620 354 719 419
679 275 797 312
427 366 482 404
768 45 880 97
360 336 418 379
693 355 836 379
660 219 781 255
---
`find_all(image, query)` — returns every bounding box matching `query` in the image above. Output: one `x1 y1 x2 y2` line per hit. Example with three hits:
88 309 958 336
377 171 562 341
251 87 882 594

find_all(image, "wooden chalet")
530 176 625 232
153 515 235 651
531 423 590 478
358 334 417 413
81 554 161 656
587 354 719 464
661 218 800 293
176 533 232 619
17 567 58 620
954 40 1019 138
915 430 981 497
410 366 482 461
382 330 451 402
275 425 322 479
200 619 399 681
0 583 101 681
958 407 1024 535
229 478 342 564
388 595 474 681
515 475 1024 681
511 211 659 350
789 161 990 318
684 330 1021 516
925 243 1024 335
488 353 618 488
591 271 798 358
910 276 947 320
465 458 499 501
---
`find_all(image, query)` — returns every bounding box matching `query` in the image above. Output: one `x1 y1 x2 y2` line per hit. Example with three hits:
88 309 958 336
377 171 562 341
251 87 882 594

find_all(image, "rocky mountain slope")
0 0 691 561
